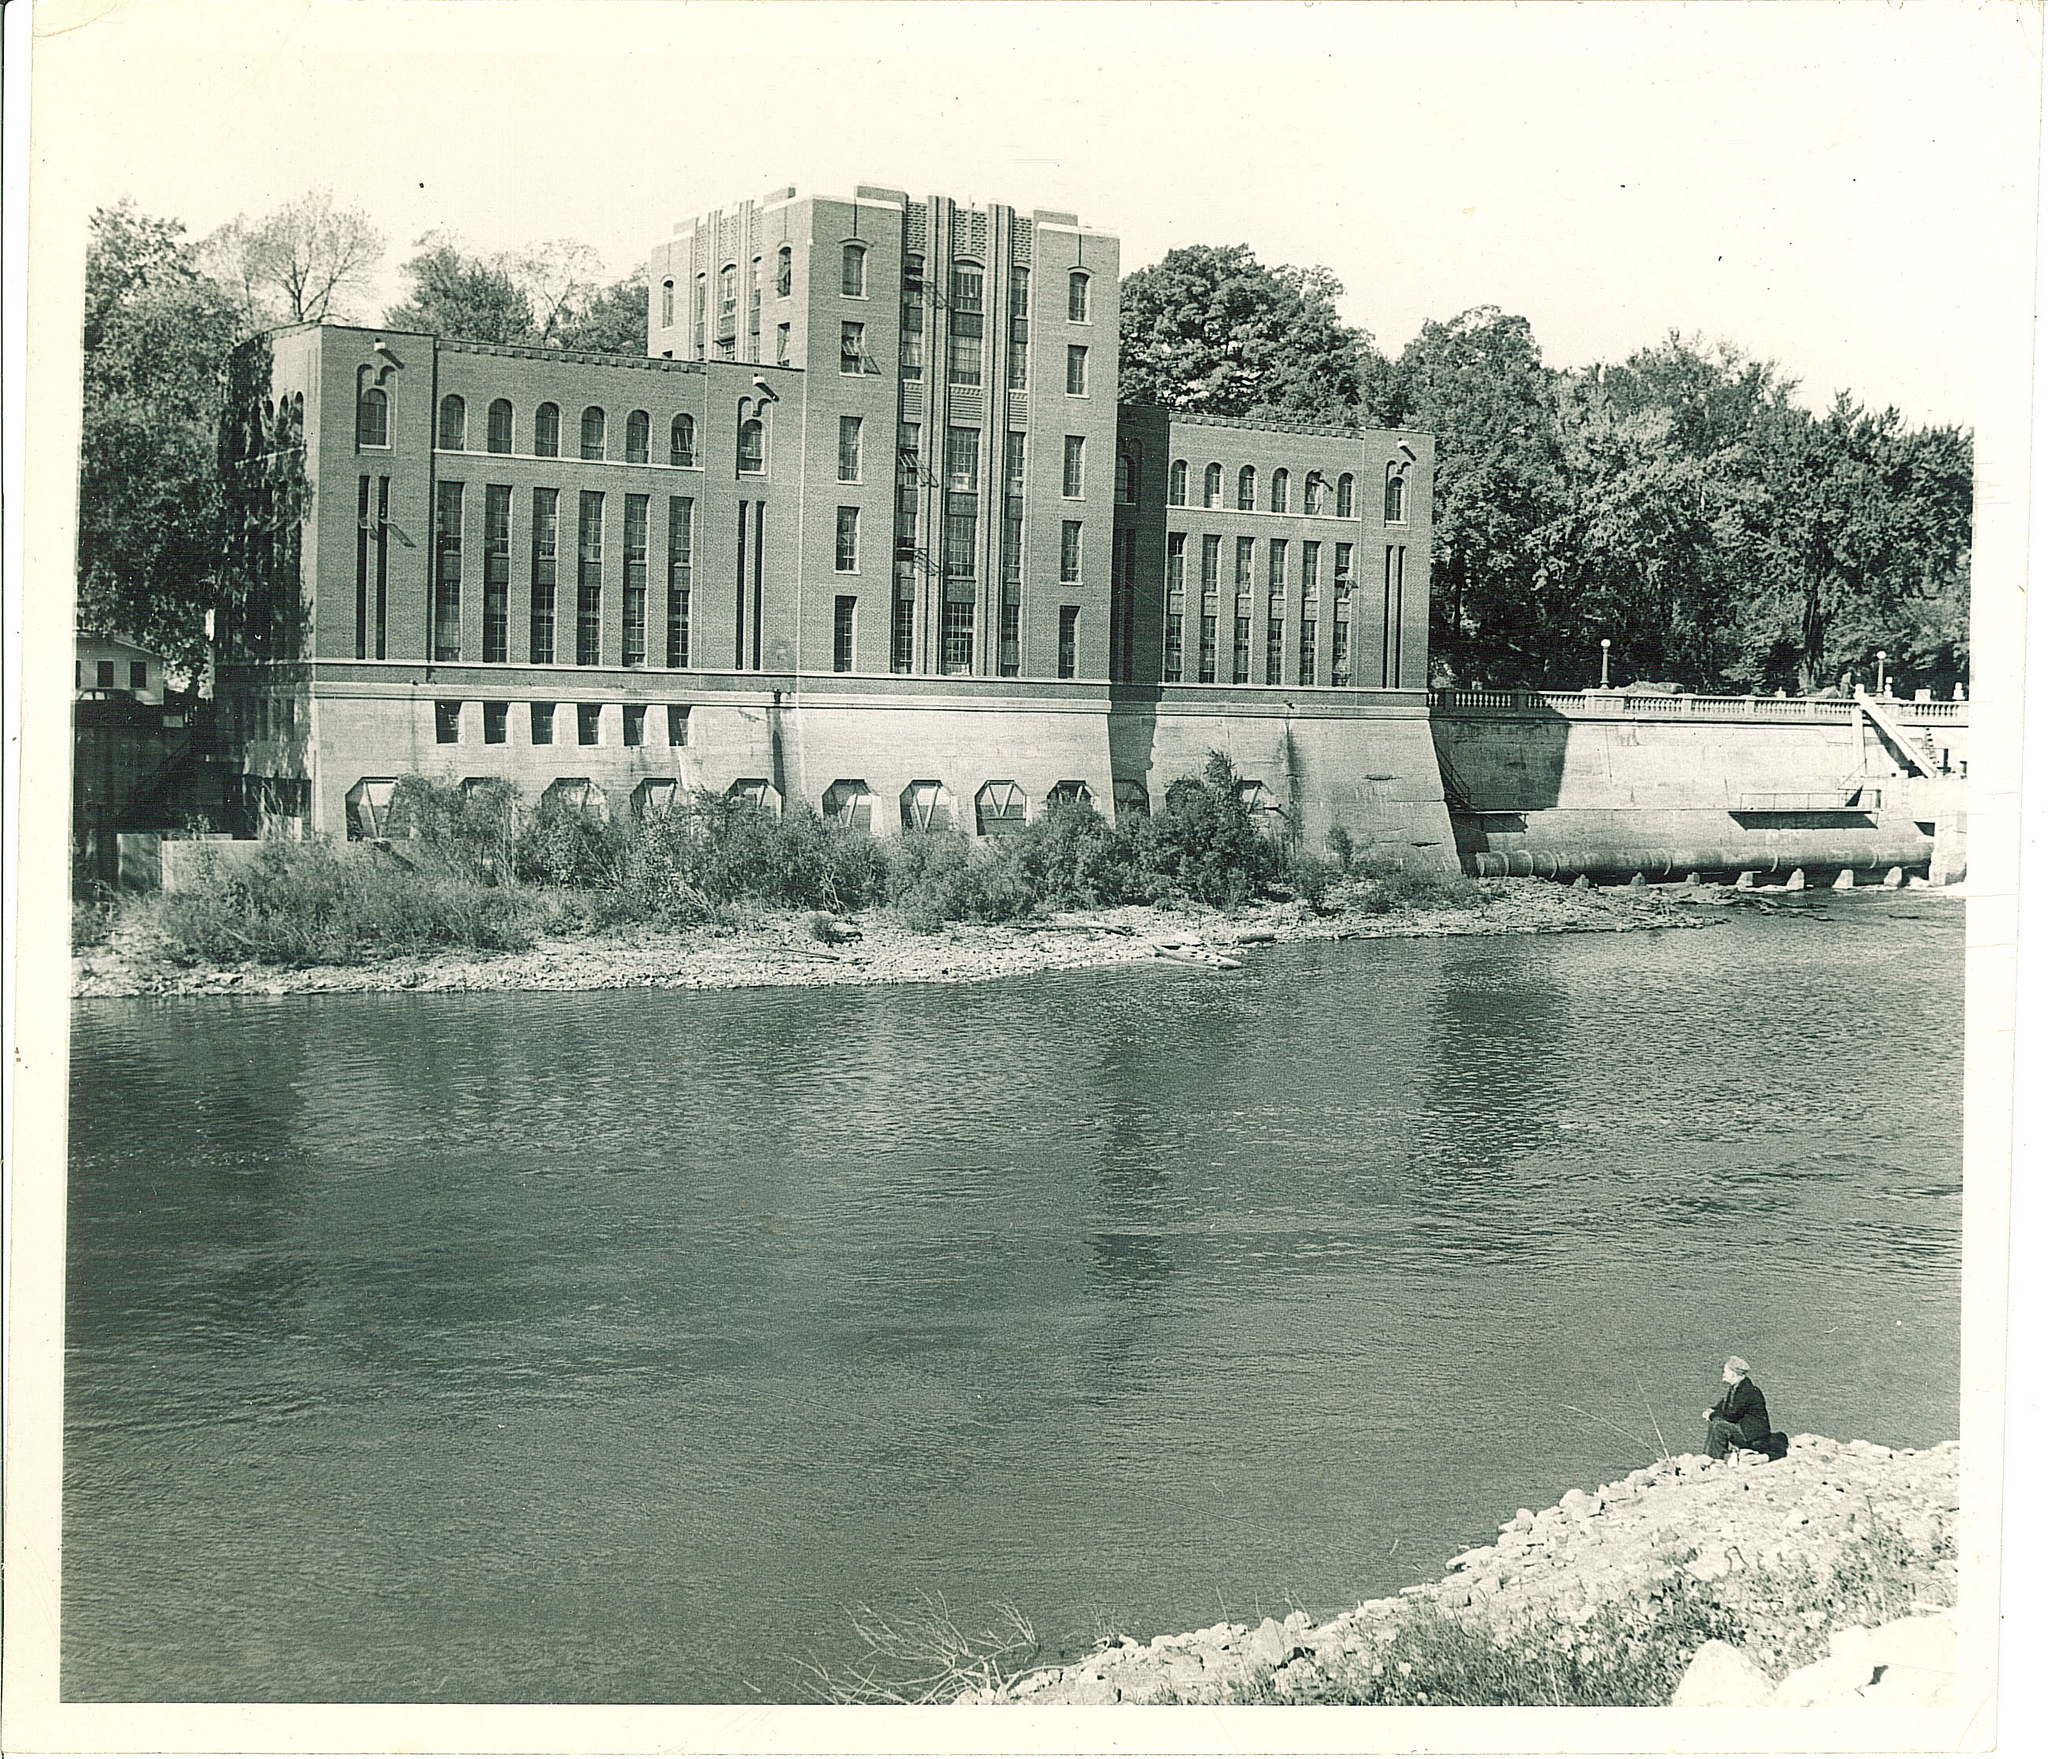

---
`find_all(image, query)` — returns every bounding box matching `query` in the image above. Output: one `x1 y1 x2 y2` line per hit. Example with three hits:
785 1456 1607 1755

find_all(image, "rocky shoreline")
72 877 1728 1000
979 1435 1961 1708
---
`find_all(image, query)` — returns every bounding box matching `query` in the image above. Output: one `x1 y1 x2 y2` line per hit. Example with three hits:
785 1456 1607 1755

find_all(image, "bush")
1338 858 1485 916
1136 753 1284 906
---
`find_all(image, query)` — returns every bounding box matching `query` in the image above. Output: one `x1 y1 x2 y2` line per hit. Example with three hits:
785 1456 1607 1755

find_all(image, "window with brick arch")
438 394 466 451
580 406 606 461
1203 462 1222 508
356 385 388 449
671 414 696 467
776 246 792 298
842 243 867 298
1385 465 1407 523
1238 464 1256 510
487 399 513 454
1068 270 1090 323
1270 468 1289 513
1169 460 1188 506
625 410 650 465
1336 473 1354 518
534 402 559 458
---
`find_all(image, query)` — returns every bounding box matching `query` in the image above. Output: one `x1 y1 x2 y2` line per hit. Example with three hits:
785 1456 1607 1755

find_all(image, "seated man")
1704 1356 1770 1459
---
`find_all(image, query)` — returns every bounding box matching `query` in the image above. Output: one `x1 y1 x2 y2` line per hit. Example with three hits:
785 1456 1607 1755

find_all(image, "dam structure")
206 177 1963 883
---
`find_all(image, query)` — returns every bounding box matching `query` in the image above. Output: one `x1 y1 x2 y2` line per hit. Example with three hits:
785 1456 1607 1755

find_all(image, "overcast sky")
27 0 2039 429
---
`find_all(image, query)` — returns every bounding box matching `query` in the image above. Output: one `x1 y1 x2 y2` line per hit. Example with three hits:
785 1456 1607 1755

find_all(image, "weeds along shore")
74 760 1717 999
933 1436 1959 1709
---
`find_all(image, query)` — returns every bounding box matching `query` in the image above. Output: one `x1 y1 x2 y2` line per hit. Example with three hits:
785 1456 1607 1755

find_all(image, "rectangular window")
1165 533 1186 683
375 477 390 660
1201 533 1221 594
895 424 921 555
834 595 856 672
1335 541 1354 593
484 701 508 744
1168 531 1187 592
1233 615 1251 684
776 322 790 365
578 703 601 746
667 497 693 668
483 484 511 662
1382 544 1406 688
1065 344 1088 396
1236 535 1254 591
1063 434 1084 498
130 660 148 691
435 700 461 744
1267 588 1285 687
948 311 983 385
1331 617 1351 687
434 482 463 661
1303 540 1321 591
838 415 862 482
999 584 1021 676
531 701 555 745
899 305 924 379
836 506 859 572
943 429 979 579
623 493 648 667
941 587 975 674
1269 538 1288 591
841 321 865 374
749 258 761 353
945 426 979 492
892 563 916 674
577 489 604 666
1199 610 1218 684
668 704 690 746
356 476 370 659
530 488 558 663
1059 605 1079 679
951 265 983 310
1060 519 1082 583
1007 336 1029 390
624 704 645 747
1299 617 1318 687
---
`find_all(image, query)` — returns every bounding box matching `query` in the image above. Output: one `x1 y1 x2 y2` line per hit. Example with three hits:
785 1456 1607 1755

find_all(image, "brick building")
215 184 1455 863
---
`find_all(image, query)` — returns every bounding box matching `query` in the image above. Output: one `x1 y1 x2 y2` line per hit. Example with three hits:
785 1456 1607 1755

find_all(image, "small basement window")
435 701 461 743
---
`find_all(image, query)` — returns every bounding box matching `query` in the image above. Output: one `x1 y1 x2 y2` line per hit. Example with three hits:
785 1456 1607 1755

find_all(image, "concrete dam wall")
1430 692 1967 881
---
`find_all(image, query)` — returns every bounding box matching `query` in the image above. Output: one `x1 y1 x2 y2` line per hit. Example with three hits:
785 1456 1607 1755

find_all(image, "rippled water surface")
65 897 1962 1702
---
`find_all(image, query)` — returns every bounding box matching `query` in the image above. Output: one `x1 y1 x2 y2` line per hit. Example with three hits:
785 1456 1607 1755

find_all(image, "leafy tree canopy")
1118 243 1387 423
385 234 646 352
199 188 385 329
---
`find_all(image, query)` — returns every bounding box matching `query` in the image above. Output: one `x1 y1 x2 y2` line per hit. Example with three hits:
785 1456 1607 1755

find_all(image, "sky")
24 0 2043 429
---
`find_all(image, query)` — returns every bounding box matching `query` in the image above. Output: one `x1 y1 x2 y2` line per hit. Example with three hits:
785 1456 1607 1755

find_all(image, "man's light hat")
1725 1356 1751 1376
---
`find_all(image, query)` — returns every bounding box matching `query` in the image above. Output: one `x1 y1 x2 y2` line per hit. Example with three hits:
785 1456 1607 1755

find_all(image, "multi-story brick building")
216 183 1455 863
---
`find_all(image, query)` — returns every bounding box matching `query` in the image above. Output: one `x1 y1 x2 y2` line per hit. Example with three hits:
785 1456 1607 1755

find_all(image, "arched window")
357 384 389 448
1169 460 1188 506
1203 462 1222 508
580 406 606 461
1238 465 1256 510
1336 472 1354 518
1384 465 1407 523
1304 472 1325 515
1115 445 1138 505
625 410 650 464
290 393 304 444
670 414 697 467
738 417 764 474
842 242 867 297
534 402 560 457
776 246 792 298
487 399 513 454
1068 270 1090 323
438 394 466 451
661 279 675 327
1270 468 1289 513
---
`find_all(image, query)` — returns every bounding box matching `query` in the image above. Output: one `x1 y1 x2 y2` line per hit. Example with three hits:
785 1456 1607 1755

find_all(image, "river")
64 895 1962 1702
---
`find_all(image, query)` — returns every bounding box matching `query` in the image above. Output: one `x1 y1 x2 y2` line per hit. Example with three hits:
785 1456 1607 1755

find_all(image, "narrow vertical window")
623 704 645 747
776 245 792 298
838 415 863 482
438 394 466 451
1062 434 1085 497
1270 468 1289 513
376 477 389 658
1007 265 1029 390
1165 532 1186 683
1385 466 1407 523
1059 605 1079 679
892 562 916 675
435 701 461 744
577 489 604 666
1202 463 1221 508
748 257 761 354
580 406 606 461
661 279 675 327
947 308 982 384
836 507 859 572
1065 345 1088 396
1236 465 1254 510
1337 473 1355 518
1382 544 1405 687
531 702 555 745
1267 539 1287 686
483 483 511 663
481 402 513 456
532 401 559 457
1169 460 1188 506
623 493 648 667
738 418 764 474
670 414 696 467
841 321 866 374
667 497 693 667
434 481 463 661
693 272 707 357
1067 270 1090 323
668 704 690 746
1061 520 1083 583
625 410 650 465
1305 472 1325 516
1009 264 1030 319
484 701 508 743
357 384 389 448
531 489 558 662
834 595 857 671
842 242 867 297
578 703 601 746
776 322 791 366
1116 446 1137 504
355 476 371 659
1299 539 1320 686
1199 533 1221 684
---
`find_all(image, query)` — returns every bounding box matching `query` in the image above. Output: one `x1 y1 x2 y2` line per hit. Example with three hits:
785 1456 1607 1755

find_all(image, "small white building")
76 635 166 705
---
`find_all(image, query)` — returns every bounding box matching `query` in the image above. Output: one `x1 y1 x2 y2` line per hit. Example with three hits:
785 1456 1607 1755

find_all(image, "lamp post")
1599 638 1611 689
1876 650 1888 699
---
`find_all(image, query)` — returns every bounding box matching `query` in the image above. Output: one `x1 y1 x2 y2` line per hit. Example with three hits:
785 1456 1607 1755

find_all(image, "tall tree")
384 235 646 352
1118 244 1387 422
385 234 538 343
77 201 244 670
555 276 649 354
200 189 385 329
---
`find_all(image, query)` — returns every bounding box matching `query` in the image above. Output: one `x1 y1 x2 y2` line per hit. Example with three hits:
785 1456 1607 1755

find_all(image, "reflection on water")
65 897 1961 1703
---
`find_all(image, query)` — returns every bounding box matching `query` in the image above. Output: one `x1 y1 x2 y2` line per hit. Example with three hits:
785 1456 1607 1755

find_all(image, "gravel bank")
72 879 1718 1000
984 1435 1959 1707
